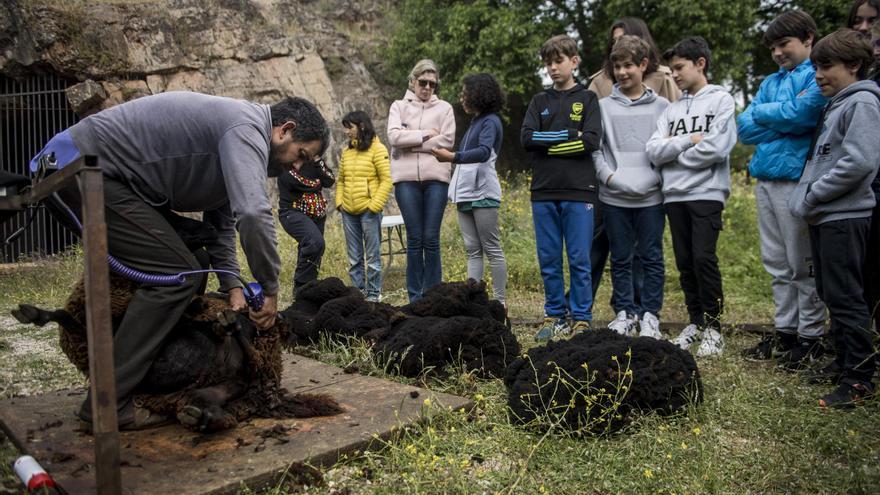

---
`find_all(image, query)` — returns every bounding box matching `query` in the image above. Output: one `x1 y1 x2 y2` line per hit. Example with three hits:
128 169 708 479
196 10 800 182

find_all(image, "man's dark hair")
602 17 662 80
541 35 579 62
763 10 819 46
663 37 712 75
848 0 880 30
270 97 330 154
341 111 377 152
461 73 505 115
811 28 874 79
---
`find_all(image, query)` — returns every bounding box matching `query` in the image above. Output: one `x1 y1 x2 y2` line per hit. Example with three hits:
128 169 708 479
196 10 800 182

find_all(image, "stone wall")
1 0 397 170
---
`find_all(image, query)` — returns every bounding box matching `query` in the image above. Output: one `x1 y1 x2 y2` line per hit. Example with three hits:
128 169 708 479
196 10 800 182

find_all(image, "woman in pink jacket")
387 59 456 302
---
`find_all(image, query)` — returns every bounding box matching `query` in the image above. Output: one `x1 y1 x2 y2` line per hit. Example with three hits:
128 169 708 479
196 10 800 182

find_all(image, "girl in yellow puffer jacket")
335 111 392 301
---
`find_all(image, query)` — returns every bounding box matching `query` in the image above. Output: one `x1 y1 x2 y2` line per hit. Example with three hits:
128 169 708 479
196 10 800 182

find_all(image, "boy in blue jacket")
737 11 827 369
521 35 602 341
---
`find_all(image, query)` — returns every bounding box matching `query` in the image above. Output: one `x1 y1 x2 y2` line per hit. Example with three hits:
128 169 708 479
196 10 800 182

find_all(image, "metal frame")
0 156 121 494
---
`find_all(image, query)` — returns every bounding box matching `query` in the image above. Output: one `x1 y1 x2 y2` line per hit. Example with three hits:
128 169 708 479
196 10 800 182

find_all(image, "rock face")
1 0 396 168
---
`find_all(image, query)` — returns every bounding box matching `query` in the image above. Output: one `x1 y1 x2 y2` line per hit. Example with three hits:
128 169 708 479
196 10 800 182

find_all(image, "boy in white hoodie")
593 35 670 339
646 37 737 357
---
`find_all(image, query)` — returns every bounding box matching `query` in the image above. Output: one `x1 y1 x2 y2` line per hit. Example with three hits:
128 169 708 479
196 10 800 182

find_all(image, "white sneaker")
696 328 725 357
671 324 701 350
639 312 663 339
608 310 637 336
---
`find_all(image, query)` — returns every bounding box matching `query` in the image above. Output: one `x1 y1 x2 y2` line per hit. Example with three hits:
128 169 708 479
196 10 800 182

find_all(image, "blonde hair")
408 59 440 86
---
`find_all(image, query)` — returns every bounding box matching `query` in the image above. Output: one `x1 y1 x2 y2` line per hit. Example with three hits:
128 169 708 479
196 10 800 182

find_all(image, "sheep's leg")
12 304 83 333
177 381 247 432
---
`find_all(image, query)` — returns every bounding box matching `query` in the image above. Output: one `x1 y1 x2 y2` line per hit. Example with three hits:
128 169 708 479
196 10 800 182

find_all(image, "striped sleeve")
531 130 570 144
547 139 585 155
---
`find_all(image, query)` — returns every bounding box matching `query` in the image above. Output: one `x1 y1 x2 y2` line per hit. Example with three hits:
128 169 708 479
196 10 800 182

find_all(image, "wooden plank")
78 159 122 495
0 355 473 495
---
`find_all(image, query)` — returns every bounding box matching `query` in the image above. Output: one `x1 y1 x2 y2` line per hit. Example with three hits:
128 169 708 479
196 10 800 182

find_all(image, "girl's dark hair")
602 17 662 80
341 111 376 152
847 0 880 29
461 73 505 115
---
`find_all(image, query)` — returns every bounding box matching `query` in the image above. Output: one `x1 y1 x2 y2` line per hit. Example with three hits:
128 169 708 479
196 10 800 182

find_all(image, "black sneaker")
819 382 875 409
741 335 775 360
741 332 796 361
807 361 845 385
777 338 824 372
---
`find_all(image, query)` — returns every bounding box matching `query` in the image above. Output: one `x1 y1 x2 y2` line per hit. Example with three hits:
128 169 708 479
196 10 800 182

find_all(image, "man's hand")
431 147 454 162
229 287 247 311
690 134 704 145
249 294 278 330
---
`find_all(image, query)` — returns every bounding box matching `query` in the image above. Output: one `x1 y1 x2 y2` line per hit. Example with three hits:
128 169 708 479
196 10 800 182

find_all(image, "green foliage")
385 0 858 100
384 0 562 102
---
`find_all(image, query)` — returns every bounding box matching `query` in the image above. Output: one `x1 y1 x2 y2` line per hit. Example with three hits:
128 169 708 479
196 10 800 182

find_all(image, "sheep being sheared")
504 329 702 434
12 275 342 433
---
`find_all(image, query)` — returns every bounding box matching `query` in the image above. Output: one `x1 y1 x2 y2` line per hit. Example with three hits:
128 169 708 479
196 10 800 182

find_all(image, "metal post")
78 155 122 494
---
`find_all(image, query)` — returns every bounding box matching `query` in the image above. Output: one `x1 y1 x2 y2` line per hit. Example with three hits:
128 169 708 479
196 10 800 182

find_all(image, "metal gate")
0 73 79 263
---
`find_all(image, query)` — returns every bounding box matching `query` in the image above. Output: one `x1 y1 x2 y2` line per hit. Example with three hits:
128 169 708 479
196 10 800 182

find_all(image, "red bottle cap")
27 472 55 491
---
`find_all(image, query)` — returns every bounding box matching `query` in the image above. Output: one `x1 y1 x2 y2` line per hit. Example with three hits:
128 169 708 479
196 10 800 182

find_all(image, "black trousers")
279 209 325 297
864 202 880 331
810 218 876 384
665 200 724 329
68 178 203 424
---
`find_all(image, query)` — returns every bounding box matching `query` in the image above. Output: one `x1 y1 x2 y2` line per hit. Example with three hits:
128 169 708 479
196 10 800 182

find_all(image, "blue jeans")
603 202 665 317
395 180 448 301
532 200 594 321
342 210 383 300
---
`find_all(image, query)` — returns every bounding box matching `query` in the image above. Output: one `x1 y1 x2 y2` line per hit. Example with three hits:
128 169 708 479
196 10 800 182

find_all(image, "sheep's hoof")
177 405 203 429
11 304 50 326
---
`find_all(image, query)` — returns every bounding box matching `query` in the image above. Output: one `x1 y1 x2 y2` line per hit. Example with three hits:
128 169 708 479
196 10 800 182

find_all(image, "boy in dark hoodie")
646 37 737 358
521 34 602 341
789 28 880 408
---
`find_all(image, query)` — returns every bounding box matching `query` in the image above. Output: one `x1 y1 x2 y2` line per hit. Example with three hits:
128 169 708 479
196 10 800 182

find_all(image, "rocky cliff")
1 0 397 165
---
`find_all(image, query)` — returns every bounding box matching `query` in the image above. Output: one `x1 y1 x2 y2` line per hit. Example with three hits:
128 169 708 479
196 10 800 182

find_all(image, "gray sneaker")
535 317 570 342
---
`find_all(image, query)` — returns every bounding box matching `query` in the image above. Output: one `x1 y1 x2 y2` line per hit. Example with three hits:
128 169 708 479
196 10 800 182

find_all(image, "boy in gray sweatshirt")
592 35 670 340
646 37 737 357
789 29 880 408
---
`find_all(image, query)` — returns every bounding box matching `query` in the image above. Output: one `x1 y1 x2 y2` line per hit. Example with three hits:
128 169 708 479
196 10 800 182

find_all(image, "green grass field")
1 172 878 494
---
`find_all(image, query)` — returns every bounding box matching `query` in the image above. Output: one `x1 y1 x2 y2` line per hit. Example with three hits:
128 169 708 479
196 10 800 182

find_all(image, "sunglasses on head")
417 79 437 89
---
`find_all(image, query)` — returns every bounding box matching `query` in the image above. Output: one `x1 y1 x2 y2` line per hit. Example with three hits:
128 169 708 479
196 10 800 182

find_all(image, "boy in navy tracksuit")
737 11 827 368
790 29 880 408
521 34 602 341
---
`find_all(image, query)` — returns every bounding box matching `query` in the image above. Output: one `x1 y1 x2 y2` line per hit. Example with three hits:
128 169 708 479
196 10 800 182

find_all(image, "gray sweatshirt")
645 84 736 205
69 91 280 294
789 80 880 225
592 85 670 207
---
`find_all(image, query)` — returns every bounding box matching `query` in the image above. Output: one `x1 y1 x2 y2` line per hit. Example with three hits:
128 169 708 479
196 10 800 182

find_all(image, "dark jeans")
666 200 724 329
70 178 203 425
603 202 665 317
864 202 880 331
810 218 876 384
395 180 448 302
279 209 325 297
591 201 643 312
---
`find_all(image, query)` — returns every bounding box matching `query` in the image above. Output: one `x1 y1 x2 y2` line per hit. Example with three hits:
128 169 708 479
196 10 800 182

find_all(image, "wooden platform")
0 355 472 494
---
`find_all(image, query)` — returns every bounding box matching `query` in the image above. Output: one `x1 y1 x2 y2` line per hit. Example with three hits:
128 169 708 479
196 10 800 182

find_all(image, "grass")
1 171 879 494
